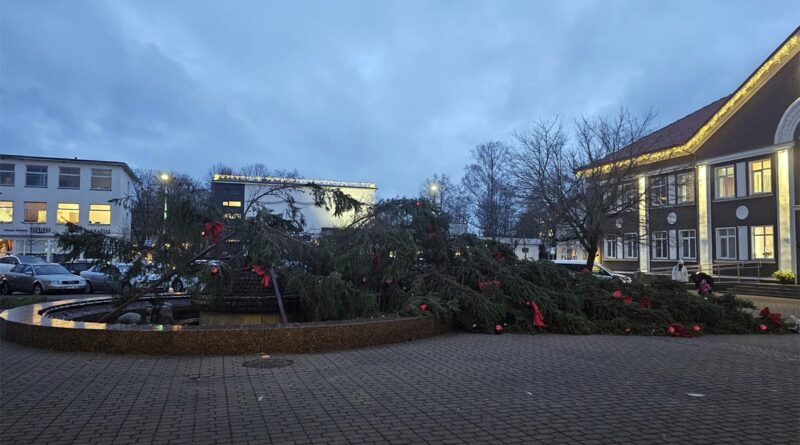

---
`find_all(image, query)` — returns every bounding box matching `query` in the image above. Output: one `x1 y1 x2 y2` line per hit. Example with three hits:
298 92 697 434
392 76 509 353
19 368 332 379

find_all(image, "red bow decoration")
639 296 652 308
667 323 694 338
612 290 623 299
210 266 219 275
494 324 504 334
622 296 633 305
202 221 224 243
251 265 271 288
692 325 701 332
419 303 429 312
759 324 768 331
760 307 783 326
531 301 547 327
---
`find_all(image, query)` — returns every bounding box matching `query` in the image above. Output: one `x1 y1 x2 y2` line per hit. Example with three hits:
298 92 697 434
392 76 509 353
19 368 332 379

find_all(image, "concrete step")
731 283 800 299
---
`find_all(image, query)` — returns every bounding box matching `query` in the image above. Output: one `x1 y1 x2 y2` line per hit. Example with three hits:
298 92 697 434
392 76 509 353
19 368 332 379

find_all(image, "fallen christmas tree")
59 191 785 335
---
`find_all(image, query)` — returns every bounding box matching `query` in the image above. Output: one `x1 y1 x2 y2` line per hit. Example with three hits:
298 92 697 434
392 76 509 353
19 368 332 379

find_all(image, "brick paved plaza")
1 333 798 444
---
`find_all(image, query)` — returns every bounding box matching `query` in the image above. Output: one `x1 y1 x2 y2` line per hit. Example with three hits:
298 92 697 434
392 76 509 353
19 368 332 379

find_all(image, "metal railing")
646 261 765 284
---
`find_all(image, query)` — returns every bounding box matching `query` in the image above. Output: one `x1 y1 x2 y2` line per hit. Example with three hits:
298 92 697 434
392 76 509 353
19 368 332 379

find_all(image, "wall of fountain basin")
0 296 451 355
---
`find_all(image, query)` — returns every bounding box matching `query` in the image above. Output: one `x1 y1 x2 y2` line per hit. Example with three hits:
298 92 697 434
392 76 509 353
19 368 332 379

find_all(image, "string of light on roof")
213 173 377 189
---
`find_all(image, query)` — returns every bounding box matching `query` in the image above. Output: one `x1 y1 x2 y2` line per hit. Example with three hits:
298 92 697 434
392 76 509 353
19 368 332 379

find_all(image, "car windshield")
33 264 71 275
19 256 47 264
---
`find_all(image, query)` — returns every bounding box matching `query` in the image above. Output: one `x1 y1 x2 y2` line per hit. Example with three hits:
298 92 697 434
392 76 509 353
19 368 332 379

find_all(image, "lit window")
24 202 47 223
679 229 696 259
650 177 668 206
57 203 80 224
222 201 242 207
58 167 81 189
624 233 638 259
0 201 12 223
676 172 695 203
751 226 774 259
652 231 668 259
604 235 618 259
749 159 771 195
0 164 14 186
25 165 48 188
715 166 735 199
91 168 112 190
715 227 737 260
89 204 111 225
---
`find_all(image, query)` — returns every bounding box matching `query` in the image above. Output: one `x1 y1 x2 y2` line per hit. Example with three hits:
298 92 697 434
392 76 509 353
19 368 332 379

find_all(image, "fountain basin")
0 296 450 355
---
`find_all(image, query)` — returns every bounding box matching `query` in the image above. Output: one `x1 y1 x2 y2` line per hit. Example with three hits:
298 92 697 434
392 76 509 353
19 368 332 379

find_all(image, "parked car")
0 263 87 295
0 255 47 274
80 263 169 294
552 260 632 284
61 260 98 276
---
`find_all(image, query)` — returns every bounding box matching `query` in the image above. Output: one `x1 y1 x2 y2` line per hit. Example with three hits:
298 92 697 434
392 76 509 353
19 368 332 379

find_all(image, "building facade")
0 154 136 261
211 174 377 235
596 29 799 282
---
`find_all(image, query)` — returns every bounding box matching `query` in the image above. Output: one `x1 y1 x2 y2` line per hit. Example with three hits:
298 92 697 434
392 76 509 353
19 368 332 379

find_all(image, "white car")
552 260 632 284
0 255 48 274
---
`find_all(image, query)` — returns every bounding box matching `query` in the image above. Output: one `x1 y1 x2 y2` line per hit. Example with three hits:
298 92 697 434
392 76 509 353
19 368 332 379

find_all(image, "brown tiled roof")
594 95 730 164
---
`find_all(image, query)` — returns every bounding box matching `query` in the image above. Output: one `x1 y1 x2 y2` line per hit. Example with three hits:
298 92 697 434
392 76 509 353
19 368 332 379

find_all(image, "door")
18 265 35 291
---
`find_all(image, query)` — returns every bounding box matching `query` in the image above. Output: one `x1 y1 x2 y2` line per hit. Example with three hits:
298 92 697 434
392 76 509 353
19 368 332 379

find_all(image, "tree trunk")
585 246 598 270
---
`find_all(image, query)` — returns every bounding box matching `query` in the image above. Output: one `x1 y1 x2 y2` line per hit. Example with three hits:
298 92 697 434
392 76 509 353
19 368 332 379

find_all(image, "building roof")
0 154 137 180
212 173 377 190
586 26 799 171
594 95 730 165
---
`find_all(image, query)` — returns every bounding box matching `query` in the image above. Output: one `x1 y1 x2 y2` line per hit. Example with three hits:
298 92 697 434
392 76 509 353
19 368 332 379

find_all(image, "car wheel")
85 281 94 294
0 282 10 296
172 278 184 293
32 283 44 296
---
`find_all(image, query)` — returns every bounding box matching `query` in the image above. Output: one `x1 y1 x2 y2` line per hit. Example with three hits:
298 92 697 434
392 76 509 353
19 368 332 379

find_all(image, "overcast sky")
1 1 798 197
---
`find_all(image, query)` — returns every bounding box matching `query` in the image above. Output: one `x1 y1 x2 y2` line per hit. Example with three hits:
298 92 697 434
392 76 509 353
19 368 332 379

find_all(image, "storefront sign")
29 226 51 234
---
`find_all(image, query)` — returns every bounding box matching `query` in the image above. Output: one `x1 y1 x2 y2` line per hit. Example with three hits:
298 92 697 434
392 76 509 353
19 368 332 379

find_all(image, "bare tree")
462 141 518 239
512 109 655 269
419 173 470 228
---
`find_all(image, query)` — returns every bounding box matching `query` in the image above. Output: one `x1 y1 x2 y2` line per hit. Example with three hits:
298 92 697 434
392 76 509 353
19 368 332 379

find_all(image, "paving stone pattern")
1 333 798 444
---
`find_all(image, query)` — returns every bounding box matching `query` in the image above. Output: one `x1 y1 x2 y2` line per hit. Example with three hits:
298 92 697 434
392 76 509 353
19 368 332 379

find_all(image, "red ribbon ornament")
202 221 224 243
612 290 623 299
419 303 429 312
251 265 271 288
622 296 633 305
760 307 783 326
532 301 547 327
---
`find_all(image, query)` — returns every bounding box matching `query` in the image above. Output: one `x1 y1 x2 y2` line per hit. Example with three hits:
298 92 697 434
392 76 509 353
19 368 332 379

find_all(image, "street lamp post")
160 173 170 221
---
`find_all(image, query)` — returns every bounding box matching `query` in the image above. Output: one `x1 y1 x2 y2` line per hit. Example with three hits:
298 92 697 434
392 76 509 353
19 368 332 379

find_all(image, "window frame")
23 201 48 224
25 165 48 188
88 204 112 225
604 235 618 259
715 227 737 260
678 229 696 260
714 165 735 199
56 202 80 225
651 231 669 260
623 233 638 259
0 163 14 186
58 167 81 189
90 168 113 191
676 172 695 204
649 177 669 207
0 200 12 223
751 225 774 260
748 158 772 195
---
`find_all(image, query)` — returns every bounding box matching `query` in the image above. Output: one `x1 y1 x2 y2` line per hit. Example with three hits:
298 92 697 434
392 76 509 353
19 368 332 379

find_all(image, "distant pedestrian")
690 271 714 296
671 260 689 282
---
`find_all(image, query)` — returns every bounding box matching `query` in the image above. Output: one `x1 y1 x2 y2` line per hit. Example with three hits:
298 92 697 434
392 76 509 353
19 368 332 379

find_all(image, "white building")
211 174 377 234
0 154 136 261
491 236 542 261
